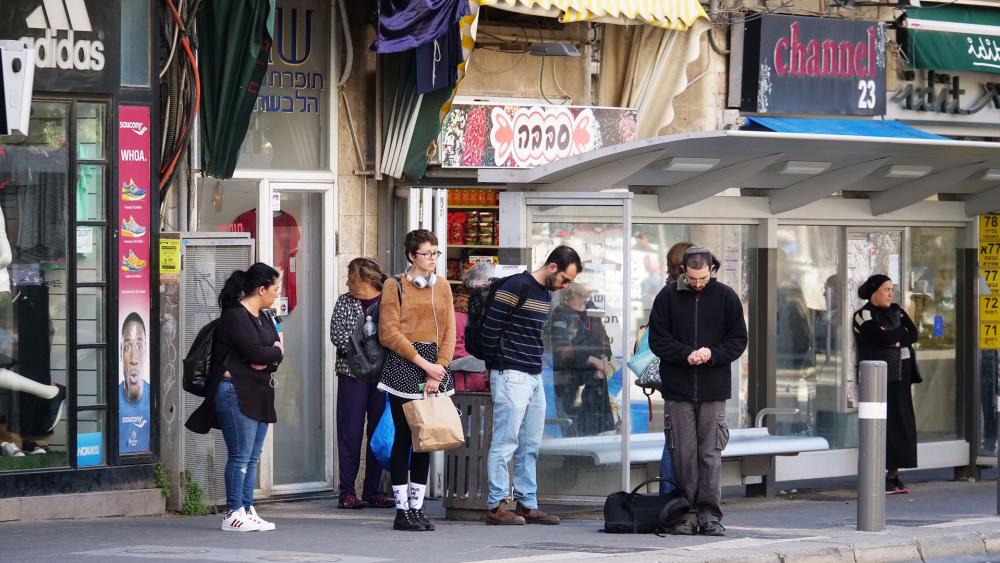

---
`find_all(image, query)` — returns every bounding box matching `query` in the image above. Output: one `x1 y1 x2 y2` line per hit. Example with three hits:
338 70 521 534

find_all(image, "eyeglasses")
414 251 443 258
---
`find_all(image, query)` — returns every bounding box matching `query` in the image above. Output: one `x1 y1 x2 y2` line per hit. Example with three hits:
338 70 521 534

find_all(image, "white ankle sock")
408 483 427 510
391 485 408 510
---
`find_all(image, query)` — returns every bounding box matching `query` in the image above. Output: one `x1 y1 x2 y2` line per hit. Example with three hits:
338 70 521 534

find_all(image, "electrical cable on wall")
159 0 203 204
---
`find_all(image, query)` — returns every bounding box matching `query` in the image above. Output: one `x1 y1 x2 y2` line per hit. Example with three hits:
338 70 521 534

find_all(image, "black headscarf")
858 274 891 301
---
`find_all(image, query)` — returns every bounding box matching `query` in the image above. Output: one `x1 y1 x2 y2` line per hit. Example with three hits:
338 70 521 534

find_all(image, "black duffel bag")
603 477 689 534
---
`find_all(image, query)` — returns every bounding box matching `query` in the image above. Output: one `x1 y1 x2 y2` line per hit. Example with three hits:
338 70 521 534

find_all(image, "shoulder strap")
393 274 403 304
501 275 531 326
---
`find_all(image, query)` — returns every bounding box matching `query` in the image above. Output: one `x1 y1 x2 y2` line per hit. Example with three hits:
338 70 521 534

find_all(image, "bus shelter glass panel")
776 226 852 448
529 202 627 497
629 225 754 445
906 227 960 442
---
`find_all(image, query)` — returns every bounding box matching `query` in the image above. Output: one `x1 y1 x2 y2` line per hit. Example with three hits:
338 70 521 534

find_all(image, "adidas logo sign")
19 0 105 72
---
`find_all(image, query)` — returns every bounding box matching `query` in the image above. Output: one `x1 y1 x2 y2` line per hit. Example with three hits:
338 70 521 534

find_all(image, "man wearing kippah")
647 245 748 536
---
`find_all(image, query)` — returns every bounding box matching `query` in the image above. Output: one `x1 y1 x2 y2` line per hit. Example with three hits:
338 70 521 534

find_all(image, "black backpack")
464 275 529 363
603 477 689 534
183 319 221 397
345 276 402 382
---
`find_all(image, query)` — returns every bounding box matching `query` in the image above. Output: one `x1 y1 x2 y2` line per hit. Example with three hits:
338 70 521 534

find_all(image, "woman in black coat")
186 263 283 531
852 274 922 494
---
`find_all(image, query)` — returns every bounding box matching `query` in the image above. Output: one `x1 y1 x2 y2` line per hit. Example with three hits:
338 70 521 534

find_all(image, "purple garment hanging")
373 0 471 54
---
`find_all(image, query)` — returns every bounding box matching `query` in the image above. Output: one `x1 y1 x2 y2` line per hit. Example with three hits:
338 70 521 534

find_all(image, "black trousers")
388 394 430 486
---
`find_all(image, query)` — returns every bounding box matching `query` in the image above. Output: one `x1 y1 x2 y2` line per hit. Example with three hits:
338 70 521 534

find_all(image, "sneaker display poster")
117 105 152 455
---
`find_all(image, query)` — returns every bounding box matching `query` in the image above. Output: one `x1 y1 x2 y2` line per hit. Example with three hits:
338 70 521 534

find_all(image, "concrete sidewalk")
1 469 999 562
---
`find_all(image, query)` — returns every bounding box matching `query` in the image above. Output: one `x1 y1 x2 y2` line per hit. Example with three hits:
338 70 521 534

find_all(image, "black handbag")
603 477 690 534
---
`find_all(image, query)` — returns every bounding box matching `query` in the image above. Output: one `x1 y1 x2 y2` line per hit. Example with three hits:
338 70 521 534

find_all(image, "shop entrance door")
264 184 335 493
524 194 633 495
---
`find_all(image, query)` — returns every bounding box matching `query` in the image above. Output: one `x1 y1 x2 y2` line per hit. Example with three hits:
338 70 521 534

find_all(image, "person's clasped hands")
687 347 712 366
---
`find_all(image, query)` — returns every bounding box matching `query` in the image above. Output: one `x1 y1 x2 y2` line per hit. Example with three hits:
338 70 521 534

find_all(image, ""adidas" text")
20 29 105 71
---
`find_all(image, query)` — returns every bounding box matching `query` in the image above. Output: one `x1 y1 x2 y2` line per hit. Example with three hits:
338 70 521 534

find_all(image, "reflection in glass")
121 0 151 86
76 287 105 345
77 348 106 407
272 191 326 485
76 103 106 160
531 204 625 498
0 101 70 471
776 226 847 446
195 178 261 256
77 165 106 221
907 227 959 442
76 227 105 283
630 224 754 435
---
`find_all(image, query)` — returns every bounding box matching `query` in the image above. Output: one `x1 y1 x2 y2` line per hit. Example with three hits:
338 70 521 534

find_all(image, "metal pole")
857 360 887 532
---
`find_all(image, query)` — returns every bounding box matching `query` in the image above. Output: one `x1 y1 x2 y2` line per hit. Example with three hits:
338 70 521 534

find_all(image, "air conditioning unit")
159 232 254 510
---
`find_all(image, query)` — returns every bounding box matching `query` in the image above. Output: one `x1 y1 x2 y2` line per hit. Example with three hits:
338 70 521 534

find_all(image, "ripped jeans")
215 380 269 512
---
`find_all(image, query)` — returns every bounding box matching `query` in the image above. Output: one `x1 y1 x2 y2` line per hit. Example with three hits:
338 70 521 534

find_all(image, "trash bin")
443 392 492 520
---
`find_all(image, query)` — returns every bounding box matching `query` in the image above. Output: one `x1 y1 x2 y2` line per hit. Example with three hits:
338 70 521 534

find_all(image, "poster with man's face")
118 312 150 454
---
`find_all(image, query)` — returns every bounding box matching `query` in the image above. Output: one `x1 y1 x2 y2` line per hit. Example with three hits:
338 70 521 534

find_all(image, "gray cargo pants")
664 399 729 526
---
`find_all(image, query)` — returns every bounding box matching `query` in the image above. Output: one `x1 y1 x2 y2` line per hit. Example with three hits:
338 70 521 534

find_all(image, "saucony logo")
121 416 147 428
120 121 148 136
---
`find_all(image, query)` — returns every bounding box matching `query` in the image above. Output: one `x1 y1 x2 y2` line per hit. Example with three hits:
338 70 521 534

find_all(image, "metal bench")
538 408 829 494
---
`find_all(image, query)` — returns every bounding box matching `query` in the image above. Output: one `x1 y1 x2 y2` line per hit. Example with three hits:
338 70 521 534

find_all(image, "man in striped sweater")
482 246 581 526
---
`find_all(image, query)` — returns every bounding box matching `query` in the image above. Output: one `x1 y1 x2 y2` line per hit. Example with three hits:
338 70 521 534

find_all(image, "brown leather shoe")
486 500 526 525
515 502 560 525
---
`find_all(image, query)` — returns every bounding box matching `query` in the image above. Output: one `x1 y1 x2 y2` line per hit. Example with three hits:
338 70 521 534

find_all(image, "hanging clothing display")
234 208 301 313
373 0 470 54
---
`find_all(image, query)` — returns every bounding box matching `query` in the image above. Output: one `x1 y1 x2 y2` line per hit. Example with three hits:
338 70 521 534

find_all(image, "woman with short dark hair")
853 274 922 494
329 258 394 509
378 229 455 531
186 262 283 532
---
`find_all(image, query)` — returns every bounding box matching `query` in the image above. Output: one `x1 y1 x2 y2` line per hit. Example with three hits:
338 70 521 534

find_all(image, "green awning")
197 0 275 179
904 6 1000 73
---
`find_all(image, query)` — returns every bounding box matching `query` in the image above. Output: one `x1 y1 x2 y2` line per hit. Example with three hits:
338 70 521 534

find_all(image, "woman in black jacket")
186 263 283 531
852 274 922 495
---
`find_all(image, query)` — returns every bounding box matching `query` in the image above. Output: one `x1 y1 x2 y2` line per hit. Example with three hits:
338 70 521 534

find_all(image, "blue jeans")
487 369 546 509
215 380 269 512
659 442 677 495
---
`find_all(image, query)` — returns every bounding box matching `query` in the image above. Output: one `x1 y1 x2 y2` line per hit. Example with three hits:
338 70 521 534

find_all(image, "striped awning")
478 0 707 31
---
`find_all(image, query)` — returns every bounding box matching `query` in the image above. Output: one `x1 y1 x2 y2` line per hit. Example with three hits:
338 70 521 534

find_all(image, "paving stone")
915 531 987 560
0 498 20 522
852 540 921 563
20 494 74 521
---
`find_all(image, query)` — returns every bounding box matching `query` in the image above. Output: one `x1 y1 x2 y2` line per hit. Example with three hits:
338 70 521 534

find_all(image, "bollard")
857 360 887 532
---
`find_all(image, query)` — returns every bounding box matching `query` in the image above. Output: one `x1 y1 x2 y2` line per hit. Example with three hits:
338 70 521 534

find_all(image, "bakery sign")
738 14 887 116
438 103 638 169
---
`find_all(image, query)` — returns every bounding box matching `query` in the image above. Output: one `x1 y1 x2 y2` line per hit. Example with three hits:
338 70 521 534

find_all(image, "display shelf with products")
446 188 503 284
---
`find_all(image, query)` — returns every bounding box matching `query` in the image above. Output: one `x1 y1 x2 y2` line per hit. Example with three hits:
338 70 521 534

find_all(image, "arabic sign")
739 14 887 116
439 103 638 169
904 6 1000 74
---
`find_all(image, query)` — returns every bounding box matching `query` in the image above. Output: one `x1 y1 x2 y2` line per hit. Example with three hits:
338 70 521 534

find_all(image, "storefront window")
237 0 331 171
776 226 851 447
196 178 262 247
0 102 71 470
907 227 960 442
630 224 754 437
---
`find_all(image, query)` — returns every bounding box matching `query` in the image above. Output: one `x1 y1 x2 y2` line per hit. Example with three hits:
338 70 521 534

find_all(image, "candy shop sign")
439 103 637 169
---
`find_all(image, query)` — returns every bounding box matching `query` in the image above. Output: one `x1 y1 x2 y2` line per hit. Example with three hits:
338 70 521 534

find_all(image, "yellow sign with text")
983 214 1000 242
982 295 1000 323
982 241 1000 269
983 269 1000 294
159 239 181 274
984 322 1000 349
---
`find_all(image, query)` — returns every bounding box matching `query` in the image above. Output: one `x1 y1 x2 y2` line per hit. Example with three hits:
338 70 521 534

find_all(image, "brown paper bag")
402 394 465 452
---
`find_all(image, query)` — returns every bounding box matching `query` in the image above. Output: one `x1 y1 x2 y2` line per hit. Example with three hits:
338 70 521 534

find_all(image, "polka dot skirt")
377 342 454 400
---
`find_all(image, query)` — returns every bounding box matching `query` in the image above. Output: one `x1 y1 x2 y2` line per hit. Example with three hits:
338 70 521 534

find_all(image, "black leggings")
388 394 430 486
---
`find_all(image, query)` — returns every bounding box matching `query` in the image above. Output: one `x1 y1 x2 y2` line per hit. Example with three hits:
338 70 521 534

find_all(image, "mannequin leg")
0 368 58 399
0 368 65 432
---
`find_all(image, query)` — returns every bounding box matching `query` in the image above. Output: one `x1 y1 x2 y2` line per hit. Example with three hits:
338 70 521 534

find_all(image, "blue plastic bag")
370 397 395 469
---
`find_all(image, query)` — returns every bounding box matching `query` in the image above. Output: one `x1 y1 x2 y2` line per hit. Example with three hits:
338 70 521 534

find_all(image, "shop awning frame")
478 129 1000 217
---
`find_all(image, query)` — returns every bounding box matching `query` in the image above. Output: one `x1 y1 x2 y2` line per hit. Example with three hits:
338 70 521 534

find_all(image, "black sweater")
186 306 283 433
647 277 748 402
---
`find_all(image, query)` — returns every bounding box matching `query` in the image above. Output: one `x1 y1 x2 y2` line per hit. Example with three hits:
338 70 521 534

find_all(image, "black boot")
393 509 424 531
409 508 435 531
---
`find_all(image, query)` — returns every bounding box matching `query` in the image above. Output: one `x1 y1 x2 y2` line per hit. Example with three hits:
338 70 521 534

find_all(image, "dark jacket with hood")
647 275 748 402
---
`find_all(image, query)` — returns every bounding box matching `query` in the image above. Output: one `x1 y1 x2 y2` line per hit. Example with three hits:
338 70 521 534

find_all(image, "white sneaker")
221 507 262 532
1 442 24 457
246 506 276 531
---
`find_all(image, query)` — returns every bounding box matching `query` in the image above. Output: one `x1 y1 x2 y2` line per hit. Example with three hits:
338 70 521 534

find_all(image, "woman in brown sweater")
378 229 455 532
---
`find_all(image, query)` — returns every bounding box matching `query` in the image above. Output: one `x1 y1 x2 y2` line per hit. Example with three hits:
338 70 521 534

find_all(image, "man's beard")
545 273 561 291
